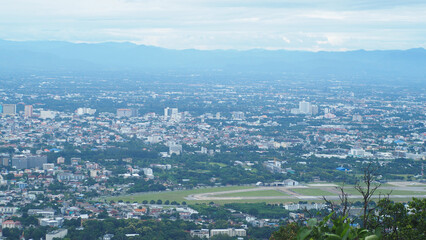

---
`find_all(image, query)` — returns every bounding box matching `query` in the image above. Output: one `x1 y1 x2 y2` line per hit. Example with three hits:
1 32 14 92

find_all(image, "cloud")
0 0 425 50
282 36 291 44
317 35 345 46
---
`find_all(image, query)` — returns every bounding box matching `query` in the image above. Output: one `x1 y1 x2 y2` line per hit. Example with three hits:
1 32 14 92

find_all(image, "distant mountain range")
1 39 425 80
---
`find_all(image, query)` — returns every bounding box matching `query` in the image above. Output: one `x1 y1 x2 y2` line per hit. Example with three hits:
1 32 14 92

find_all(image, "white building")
299 101 312 114
190 229 209 239
117 109 132 118
40 217 64 227
169 143 183 155
210 229 246 238
164 107 179 120
142 168 154 179
40 110 56 119
349 148 366 157
147 135 162 144
232 111 245 120
43 163 55 170
46 229 68 240
76 107 96 115
290 101 318 115
2 220 22 229
0 207 18 215
24 105 33 117
2 104 16 115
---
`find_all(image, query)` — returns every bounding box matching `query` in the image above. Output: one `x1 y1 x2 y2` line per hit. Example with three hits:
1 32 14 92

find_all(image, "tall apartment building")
24 105 33 117
2 104 16 116
291 101 319 115
76 107 96 115
117 108 138 118
164 107 179 120
12 155 48 169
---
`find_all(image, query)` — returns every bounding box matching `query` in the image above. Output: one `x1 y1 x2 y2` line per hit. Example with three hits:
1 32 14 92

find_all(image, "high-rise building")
117 108 137 118
352 114 363 122
0 154 9 166
131 108 139 117
40 110 56 119
24 105 33 117
117 109 132 118
232 111 245 120
299 101 312 114
12 155 47 169
57 157 65 164
76 107 96 115
311 105 319 115
2 104 16 116
292 101 319 115
164 107 179 120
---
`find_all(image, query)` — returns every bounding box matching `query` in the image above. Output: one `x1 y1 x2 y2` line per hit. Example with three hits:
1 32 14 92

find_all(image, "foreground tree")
369 198 426 240
296 213 379 240
269 222 299 240
354 163 381 228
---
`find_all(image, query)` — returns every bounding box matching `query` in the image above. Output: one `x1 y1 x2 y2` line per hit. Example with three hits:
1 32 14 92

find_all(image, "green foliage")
127 180 166 194
65 218 196 240
2 228 23 240
296 213 379 240
270 222 299 240
210 235 235 240
369 198 426 240
24 226 49 240
190 204 232 221
224 203 289 218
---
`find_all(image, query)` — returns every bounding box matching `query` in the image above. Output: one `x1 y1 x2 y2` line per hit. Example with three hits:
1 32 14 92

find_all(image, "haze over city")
0 1 425 240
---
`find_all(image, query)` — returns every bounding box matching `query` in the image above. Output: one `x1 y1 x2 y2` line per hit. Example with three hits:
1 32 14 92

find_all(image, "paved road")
187 185 426 201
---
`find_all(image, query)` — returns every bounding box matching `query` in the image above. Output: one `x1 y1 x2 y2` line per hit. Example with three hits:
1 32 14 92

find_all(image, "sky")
1 0 425 51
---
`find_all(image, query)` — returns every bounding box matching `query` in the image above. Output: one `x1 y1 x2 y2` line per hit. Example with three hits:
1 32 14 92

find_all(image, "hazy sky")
1 0 425 50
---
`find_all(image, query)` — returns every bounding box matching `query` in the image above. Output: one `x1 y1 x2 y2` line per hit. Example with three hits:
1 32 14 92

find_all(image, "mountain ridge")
1 40 425 80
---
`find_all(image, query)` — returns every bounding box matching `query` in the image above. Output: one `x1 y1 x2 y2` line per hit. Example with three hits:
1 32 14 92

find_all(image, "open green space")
290 188 336 196
341 187 425 196
107 185 256 203
207 162 227 167
214 189 289 197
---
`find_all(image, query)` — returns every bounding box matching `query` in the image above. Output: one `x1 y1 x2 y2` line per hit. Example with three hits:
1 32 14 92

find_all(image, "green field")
214 190 289 197
108 186 256 203
374 190 425 196
341 187 423 196
290 188 335 196
207 162 227 167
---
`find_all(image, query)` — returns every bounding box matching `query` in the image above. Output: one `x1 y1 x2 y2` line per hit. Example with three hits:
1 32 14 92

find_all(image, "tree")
295 213 379 240
2 228 22 240
270 222 299 240
98 210 109 219
211 235 234 240
321 184 352 219
248 208 259 216
369 198 426 240
355 163 381 228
